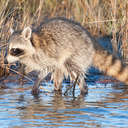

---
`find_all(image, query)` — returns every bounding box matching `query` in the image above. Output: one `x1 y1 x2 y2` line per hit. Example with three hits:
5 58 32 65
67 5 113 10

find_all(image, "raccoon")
6 17 128 95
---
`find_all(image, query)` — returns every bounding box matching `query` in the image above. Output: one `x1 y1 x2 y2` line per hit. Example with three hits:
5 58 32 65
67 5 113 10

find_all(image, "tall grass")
0 0 127 64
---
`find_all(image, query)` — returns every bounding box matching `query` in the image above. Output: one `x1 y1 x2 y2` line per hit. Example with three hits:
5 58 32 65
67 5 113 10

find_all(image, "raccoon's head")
6 27 35 64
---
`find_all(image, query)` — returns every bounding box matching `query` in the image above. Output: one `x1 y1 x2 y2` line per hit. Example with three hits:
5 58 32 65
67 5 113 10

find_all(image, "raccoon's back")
35 18 93 49
32 18 94 62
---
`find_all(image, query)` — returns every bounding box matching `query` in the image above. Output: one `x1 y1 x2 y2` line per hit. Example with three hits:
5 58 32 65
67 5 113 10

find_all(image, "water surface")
0 73 128 128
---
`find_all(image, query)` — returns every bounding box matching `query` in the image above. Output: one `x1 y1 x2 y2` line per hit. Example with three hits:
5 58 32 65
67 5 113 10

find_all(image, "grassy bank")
0 0 127 70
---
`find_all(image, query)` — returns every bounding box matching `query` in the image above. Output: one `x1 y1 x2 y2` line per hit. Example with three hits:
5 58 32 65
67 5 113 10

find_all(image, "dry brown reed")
0 0 127 78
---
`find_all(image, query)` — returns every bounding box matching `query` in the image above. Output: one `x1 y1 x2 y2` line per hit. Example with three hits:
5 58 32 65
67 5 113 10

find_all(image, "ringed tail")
93 50 128 84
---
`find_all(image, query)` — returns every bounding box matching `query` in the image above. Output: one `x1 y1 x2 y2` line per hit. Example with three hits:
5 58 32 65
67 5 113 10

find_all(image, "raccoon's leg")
52 68 64 92
77 75 88 95
32 76 42 95
32 69 50 95
65 59 88 95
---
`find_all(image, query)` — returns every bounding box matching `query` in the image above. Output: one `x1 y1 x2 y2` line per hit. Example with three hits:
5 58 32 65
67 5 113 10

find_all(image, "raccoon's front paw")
80 85 88 96
31 87 40 95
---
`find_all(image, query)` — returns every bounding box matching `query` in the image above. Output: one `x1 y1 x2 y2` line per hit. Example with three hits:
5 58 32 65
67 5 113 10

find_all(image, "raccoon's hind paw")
54 89 62 95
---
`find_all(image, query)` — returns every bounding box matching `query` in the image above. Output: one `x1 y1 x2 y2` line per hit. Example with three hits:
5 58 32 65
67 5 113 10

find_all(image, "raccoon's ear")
22 27 32 39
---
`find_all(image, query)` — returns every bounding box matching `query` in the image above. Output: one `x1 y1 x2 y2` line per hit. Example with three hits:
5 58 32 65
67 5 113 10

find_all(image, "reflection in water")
16 92 87 127
0 80 128 127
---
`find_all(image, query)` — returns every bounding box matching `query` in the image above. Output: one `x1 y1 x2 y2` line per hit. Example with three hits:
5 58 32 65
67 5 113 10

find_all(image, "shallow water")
0 73 128 128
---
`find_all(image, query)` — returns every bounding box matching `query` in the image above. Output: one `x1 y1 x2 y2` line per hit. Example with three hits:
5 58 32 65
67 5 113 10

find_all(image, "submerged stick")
64 75 79 96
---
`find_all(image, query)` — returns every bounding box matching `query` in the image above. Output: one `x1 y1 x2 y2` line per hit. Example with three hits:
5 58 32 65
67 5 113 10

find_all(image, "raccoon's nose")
4 58 8 64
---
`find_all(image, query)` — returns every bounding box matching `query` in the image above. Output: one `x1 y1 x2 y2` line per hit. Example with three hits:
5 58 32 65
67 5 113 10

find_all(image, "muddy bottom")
0 73 128 128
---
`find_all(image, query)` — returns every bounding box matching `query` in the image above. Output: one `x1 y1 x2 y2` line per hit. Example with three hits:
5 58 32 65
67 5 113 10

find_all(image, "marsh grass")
0 0 127 78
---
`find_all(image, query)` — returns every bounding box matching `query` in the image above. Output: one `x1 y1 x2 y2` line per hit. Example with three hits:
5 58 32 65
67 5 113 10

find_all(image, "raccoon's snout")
6 54 19 64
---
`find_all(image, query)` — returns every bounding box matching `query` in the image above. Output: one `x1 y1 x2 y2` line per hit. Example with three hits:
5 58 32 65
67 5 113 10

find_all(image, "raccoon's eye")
10 48 24 56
